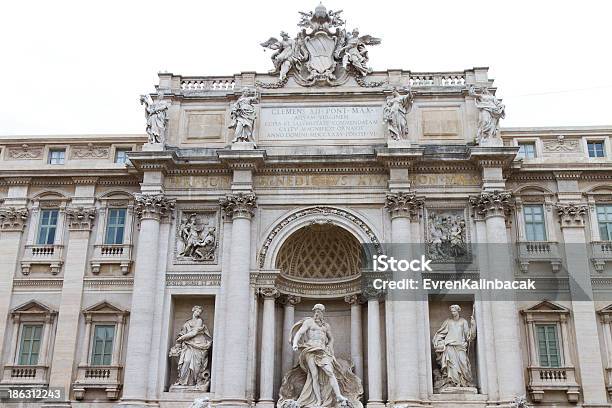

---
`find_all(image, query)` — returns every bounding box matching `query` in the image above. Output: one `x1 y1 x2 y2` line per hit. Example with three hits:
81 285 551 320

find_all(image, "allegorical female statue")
140 92 171 144
468 85 505 142
432 305 476 391
383 88 413 140
278 304 363 408
229 88 259 145
169 305 213 391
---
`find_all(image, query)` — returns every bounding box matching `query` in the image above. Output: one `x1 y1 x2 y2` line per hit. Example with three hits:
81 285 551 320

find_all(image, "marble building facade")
1 6 612 408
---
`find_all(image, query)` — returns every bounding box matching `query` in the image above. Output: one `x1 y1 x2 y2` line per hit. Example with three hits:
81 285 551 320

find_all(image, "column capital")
555 202 588 228
220 192 257 220
344 294 364 305
133 193 175 221
65 206 96 231
384 191 424 220
469 190 515 219
0 206 29 231
363 286 385 301
259 287 279 299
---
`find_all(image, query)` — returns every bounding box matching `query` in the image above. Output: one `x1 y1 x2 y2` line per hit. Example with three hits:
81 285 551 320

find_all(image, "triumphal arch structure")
2 4 612 408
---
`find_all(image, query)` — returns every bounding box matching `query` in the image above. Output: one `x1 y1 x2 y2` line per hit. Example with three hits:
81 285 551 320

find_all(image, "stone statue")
278 304 363 408
140 92 171 144
260 32 306 81
383 88 413 140
169 306 213 391
432 305 476 392
258 5 380 87
189 397 211 408
468 85 505 142
337 28 381 77
229 88 259 145
178 213 216 261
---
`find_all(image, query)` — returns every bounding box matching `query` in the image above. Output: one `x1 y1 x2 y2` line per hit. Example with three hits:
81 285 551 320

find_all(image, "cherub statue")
140 92 171 144
260 32 306 81
337 28 381 76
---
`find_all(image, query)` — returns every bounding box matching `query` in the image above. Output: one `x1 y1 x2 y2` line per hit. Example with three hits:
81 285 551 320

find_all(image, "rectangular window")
536 324 561 367
518 142 536 159
588 141 605 158
37 209 59 245
597 205 612 241
104 208 127 245
48 149 66 164
91 325 115 366
523 205 547 241
114 148 131 164
18 324 43 365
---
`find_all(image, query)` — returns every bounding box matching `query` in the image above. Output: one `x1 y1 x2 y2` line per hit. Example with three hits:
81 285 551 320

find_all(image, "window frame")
17 323 43 366
517 141 537 159
536 323 562 368
597 204 612 241
523 204 547 241
47 148 66 165
36 208 60 245
90 324 116 366
104 208 127 245
114 148 131 165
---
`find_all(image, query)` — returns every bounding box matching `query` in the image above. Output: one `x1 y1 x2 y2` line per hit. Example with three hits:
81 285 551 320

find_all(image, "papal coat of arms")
260 3 381 87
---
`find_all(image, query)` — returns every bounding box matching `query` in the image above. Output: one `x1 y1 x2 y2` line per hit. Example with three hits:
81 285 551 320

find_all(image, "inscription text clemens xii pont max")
259 105 382 140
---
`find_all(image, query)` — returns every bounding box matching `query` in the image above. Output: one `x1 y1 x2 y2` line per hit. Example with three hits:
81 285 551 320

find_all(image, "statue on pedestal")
229 88 259 145
169 305 213 391
383 87 413 141
278 304 363 408
432 305 477 393
468 85 505 143
140 92 170 144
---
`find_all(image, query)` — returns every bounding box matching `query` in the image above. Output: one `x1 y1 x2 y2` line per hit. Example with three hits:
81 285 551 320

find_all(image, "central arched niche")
275 223 363 283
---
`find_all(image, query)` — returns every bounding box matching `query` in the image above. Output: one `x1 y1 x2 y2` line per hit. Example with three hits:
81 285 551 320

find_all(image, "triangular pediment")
599 304 612 314
83 300 128 315
524 300 569 313
12 300 55 315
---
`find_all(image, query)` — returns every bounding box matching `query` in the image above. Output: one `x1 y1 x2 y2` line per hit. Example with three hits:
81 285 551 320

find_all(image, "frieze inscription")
411 173 480 187
165 176 231 190
254 174 388 188
259 105 382 140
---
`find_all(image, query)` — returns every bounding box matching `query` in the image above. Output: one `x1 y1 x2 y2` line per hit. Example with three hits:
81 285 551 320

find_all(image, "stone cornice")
133 193 176 221
72 176 99 185
469 190 515 218
219 192 257 220
468 146 518 169
384 191 425 219
553 171 583 180
375 146 424 168
555 203 588 227
65 206 97 231
217 149 266 170
0 206 29 231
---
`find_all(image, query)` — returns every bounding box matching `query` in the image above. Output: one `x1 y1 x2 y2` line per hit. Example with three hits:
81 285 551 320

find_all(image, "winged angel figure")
260 32 307 81
335 29 381 76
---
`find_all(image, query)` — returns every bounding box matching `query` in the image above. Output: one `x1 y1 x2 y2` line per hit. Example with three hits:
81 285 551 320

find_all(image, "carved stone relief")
175 211 218 263
7 144 43 160
70 143 110 159
543 135 579 152
426 209 470 262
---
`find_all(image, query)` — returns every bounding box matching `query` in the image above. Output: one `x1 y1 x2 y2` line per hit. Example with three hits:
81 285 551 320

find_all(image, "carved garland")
258 206 382 269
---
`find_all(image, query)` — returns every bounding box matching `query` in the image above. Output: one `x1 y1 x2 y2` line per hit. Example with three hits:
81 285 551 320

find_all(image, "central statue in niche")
278 304 363 408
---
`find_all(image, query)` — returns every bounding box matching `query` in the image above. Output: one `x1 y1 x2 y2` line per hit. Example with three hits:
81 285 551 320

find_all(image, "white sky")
1 0 611 135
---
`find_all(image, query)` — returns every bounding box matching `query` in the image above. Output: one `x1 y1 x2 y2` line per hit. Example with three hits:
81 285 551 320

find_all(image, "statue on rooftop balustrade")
383 87 413 140
469 85 505 143
140 92 170 144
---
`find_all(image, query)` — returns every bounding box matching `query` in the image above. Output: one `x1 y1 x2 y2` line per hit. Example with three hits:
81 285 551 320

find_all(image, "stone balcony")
517 241 562 273
591 241 612 272
1 364 49 385
20 244 64 275
90 244 133 275
527 366 580 403
72 365 122 400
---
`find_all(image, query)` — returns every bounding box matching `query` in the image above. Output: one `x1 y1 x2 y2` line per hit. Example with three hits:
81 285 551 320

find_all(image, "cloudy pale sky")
1 0 610 135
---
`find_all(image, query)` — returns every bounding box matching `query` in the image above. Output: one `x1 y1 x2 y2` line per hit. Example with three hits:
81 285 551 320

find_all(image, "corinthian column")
469 191 524 402
345 295 364 380
219 192 257 407
48 206 97 399
120 194 175 407
555 202 608 404
258 288 278 408
281 295 301 376
384 192 423 406
365 289 384 408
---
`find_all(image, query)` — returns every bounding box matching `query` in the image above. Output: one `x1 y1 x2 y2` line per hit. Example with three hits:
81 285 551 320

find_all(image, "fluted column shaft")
220 193 256 407
258 289 278 408
367 296 383 408
121 194 174 405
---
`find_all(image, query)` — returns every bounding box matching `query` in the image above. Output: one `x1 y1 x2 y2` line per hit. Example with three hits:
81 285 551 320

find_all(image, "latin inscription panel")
259 105 383 140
